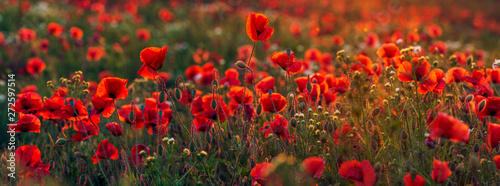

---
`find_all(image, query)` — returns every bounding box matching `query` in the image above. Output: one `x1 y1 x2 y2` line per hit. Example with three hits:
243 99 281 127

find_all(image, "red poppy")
255 76 275 95
426 24 443 38
428 41 447 54
70 27 83 40
445 67 469 83
26 57 46 76
91 96 115 118
333 124 360 146
95 77 129 101
9 113 41 133
227 86 254 105
250 162 275 186
20 85 38 93
158 8 174 22
302 157 326 179
477 97 500 119
92 140 119 164
365 33 379 48
494 155 500 169
137 46 168 80
18 28 36 41
406 32 420 43
40 39 49 53
271 52 303 75
246 12 274 42
15 145 50 177
86 46 105 61
428 112 469 143
12 92 43 114
488 69 500 84
397 57 431 82
71 118 100 141
431 159 452 183
105 122 123 137
377 43 400 59
179 89 201 105
403 173 425 186
219 68 241 86
487 122 500 149
195 94 231 122
38 95 65 120
193 115 213 132
136 28 151 41
260 93 287 113
417 69 445 95
338 160 376 186
327 75 349 94
332 35 344 45
259 114 293 142
142 105 170 135
47 22 64 36
118 104 144 130
129 144 150 167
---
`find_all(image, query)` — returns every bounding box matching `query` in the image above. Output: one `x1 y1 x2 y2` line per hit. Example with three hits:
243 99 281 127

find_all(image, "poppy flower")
255 76 275 95
487 122 500 149
118 104 144 130
95 77 129 101
259 114 293 142
192 94 231 122
129 144 150 167
488 69 500 84
142 106 170 135
403 173 425 186
193 116 213 132
494 155 500 169
327 75 349 94
406 32 420 43
227 86 254 105
332 35 344 45
246 12 274 42
18 28 36 41
20 85 38 93
136 28 151 41
445 67 469 83
260 93 287 113
338 160 376 186
86 46 105 61
90 96 115 118
428 112 469 143
71 118 100 141
106 122 123 137
40 39 49 53
47 22 64 36
428 41 447 54
418 69 445 95
38 95 65 120
219 68 241 86
250 162 275 186
365 33 379 48
158 8 174 22
477 97 500 120
431 159 452 183
426 24 443 38
377 43 400 59
12 92 43 114
26 57 46 76
92 140 119 164
397 57 431 82
15 145 50 176
9 113 41 133
137 46 168 80
60 97 89 120
69 27 83 40
271 52 303 75
302 157 326 179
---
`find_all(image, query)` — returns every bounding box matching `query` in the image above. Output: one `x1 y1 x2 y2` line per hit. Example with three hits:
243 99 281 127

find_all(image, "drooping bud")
56 138 68 146
235 60 247 69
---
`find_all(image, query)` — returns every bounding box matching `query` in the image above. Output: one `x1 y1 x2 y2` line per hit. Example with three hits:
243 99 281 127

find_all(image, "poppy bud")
159 91 166 103
476 131 483 139
401 130 408 140
211 99 217 110
235 60 247 69
291 118 297 128
473 143 480 153
289 108 296 118
56 138 68 146
74 151 85 158
256 104 262 116
455 163 464 174
79 174 87 186
129 110 135 122
69 99 75 107
469 155 480 171
286 48 292 57
478 100 486 112
205 133 212 143
374 162 382 172
325 122 334 133
467 56 473 66
371 140 378 151
465 94 474 103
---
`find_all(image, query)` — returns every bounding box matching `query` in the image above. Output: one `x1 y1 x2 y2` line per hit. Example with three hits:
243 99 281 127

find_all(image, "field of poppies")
2 0 500 185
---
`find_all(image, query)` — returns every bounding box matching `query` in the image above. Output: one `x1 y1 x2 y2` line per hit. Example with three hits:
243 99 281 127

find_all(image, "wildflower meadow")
2 0 500 185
